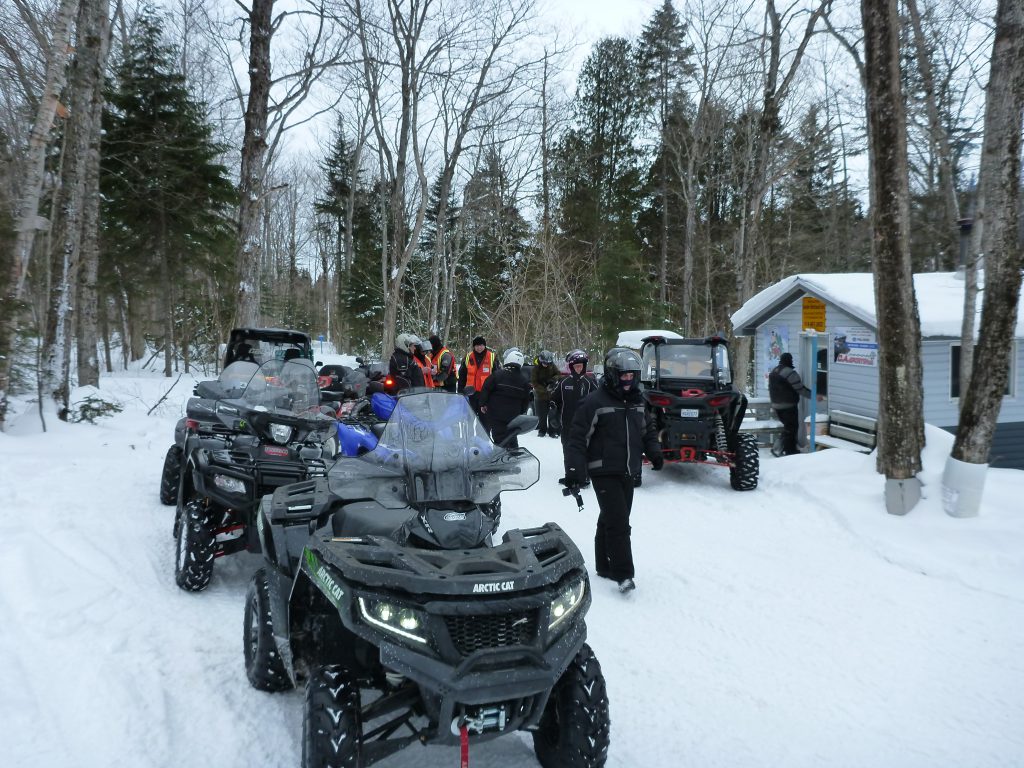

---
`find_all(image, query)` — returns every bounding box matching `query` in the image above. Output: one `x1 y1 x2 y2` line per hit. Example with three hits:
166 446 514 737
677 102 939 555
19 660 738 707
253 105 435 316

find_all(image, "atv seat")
331 501 416 538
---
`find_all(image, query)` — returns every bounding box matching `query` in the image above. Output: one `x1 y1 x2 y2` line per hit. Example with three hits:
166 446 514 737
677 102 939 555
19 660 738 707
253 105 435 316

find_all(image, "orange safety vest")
464 350 496 391
414 353 434 388
434 346 455 387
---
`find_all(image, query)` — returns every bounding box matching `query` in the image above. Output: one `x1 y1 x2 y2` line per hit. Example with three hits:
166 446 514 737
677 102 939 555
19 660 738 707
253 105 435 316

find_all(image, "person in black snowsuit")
551 349 598 454
563 348 663 594
768 351 811 456
388 332 425 391
479 349 532 449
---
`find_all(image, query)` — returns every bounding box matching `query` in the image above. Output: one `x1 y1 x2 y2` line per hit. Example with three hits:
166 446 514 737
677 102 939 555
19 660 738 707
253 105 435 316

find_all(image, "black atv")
173 358 337 591
159 328 314 505
244 391 610 767
638 334 758 491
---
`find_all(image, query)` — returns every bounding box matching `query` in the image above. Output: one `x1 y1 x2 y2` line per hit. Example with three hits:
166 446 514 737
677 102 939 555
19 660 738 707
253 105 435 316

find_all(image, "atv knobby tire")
174 500 215 591
303 665 361 768
533 643 610 768
729 432 759 491
160 445 183 505
244 569 292 692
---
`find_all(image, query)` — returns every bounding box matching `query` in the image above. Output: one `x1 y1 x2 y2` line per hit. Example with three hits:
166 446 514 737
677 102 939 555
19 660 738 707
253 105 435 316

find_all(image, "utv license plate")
678 408 700 418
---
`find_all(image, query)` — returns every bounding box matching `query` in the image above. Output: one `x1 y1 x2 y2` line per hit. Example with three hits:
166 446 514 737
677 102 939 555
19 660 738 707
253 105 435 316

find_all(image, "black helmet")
538 349 555 365
566 349 588 369
603 347 642 396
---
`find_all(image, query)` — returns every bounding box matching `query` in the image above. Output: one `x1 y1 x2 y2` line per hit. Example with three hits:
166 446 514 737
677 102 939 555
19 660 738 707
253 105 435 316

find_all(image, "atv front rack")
315 524 585 597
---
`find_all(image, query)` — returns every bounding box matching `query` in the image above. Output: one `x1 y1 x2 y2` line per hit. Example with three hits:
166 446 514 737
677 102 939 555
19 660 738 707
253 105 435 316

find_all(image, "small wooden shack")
730 272 1024 469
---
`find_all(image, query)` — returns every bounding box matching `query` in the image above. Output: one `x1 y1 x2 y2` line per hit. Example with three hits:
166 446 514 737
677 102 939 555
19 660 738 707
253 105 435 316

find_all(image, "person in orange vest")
428 335 457 391
458 335 497 428
411 340 434 388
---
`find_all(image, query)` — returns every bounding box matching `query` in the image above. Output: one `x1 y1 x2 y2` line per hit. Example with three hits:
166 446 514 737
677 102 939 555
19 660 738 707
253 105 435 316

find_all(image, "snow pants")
775 405 800 455
591 475 636 581
534 395 552 435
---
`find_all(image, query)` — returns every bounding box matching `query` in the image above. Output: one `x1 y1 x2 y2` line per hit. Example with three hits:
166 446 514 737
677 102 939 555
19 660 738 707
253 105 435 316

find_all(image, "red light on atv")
185 418 200 431
317 375 332 388
384 376 394 387
648 394 674 407
707 395 731 408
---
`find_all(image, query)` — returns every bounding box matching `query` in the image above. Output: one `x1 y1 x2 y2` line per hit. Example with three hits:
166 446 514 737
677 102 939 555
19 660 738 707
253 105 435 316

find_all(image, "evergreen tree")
101 9 236 363
638 0 694 312
554 37 647 345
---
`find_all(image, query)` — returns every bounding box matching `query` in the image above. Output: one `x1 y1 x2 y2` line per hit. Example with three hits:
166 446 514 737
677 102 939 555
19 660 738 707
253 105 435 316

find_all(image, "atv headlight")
357 597 428 645
269 423 293 444
213 474 246 495
548 579 586 633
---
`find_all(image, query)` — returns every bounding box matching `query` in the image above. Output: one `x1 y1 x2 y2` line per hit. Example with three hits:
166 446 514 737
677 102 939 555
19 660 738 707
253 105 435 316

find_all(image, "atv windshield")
214 361 260 398
642 344 732 384
327 391 539 508
240 359 331 421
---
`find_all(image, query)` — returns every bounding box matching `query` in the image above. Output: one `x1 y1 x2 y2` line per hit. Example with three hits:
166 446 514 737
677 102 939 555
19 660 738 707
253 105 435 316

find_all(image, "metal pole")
808 331 818 452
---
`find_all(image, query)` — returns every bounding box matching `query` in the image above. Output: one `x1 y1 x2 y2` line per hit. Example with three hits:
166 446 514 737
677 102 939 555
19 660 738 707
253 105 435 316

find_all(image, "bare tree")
730 0 831 389
948 0 1024 472
231 0 349 328
861 0 925 512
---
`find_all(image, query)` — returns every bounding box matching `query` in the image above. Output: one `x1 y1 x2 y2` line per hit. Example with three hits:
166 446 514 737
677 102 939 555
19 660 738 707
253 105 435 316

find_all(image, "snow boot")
617 578 635 594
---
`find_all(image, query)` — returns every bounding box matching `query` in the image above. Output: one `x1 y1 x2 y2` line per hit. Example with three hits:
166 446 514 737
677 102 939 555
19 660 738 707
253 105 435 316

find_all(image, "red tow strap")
459 723 470 767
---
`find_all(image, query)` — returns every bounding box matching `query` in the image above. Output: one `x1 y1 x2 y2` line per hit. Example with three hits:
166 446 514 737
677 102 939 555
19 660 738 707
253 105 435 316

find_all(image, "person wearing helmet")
411 339 435 388
388 332 426 391
561 348 664 595
478 348 532 449
551 349 598 455
530 349 560 437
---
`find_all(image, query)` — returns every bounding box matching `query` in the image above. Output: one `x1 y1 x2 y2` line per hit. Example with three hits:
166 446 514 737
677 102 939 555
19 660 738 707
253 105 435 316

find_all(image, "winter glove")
651 455 665 471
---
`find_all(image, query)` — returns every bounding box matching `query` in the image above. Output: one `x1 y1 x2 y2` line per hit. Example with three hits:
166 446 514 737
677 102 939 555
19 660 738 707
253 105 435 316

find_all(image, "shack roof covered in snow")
729 272 1024 339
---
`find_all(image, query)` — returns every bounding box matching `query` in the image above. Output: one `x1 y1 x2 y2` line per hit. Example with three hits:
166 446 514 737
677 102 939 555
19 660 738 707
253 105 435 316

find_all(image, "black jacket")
551 371 598 428
565 383 660 481
768 364 810 409
479 365 531 424
389 347 425 389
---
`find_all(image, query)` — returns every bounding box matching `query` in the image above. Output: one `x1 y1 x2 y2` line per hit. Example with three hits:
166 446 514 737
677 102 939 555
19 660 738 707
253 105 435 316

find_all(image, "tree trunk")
75 0 111 389
952 0 1024 463
861 0 925 484
234 0 274 328
0 0 79 429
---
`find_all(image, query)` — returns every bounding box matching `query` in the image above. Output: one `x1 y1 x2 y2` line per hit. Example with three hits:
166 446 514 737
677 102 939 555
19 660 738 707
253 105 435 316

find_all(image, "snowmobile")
638 334 759 491
244 390 610 767
173 358 337 592
159 328 314 505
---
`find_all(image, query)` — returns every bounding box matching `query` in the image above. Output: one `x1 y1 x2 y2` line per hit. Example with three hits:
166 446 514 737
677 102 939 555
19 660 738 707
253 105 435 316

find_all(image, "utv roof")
641 334 729 347
228 328 312 345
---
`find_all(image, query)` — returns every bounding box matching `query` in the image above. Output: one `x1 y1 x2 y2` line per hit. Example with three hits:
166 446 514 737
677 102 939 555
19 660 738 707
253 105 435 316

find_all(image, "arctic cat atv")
159 328 314 505
173 358 337 591
245 390 610 768
638 334 758 491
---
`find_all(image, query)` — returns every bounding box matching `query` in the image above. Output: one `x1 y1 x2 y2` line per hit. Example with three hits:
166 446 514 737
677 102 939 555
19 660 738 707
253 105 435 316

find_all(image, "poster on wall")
763 326 790 386
833 326 878 366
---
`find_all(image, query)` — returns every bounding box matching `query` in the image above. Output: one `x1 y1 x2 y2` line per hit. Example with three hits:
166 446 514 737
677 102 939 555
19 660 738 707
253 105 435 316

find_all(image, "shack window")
950 343 1015 399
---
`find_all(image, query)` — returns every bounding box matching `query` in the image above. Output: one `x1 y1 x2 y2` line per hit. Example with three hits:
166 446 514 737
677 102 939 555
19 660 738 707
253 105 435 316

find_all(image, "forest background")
0 0 1012 430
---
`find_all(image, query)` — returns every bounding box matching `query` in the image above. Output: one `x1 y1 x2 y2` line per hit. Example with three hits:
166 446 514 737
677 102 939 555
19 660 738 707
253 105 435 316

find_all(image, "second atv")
638 334 758 490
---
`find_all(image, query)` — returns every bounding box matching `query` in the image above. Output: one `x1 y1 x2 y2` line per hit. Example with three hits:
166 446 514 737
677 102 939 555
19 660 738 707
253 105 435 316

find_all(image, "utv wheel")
160 445 183 505
729 433 759 491
533 643 610 768
174 500 215 591
303 665 361 768
244 569 293 692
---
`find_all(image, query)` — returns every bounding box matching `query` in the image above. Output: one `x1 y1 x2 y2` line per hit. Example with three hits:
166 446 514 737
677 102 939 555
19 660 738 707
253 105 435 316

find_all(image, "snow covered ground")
2 364 1023 768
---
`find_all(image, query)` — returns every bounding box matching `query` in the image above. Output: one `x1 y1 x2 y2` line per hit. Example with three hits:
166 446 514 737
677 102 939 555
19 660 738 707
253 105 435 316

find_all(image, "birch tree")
0 0 78 428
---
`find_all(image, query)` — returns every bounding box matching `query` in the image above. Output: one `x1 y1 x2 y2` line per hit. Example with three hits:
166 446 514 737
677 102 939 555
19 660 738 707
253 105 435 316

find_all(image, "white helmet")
503 349 525 368
396 332 422 350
